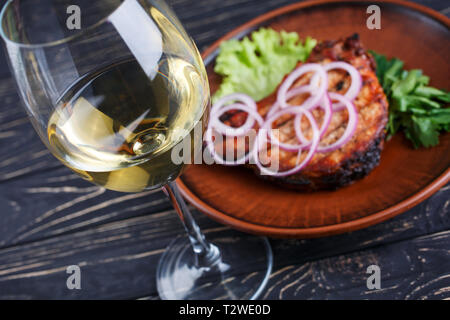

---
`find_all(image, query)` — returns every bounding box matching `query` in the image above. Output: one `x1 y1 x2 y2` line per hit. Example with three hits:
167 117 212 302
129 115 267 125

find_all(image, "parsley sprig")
370 51 450 148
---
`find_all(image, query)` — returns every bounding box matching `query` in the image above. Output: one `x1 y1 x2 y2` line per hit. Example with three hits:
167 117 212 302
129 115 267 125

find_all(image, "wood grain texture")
0 190 448 299
0 0 448 300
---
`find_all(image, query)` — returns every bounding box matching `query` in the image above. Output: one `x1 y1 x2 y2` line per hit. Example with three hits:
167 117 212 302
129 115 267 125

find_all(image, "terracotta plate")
177 0 450 238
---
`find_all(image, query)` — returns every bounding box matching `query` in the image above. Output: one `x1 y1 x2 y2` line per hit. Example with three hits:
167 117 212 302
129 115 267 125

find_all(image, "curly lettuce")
212 28 317 103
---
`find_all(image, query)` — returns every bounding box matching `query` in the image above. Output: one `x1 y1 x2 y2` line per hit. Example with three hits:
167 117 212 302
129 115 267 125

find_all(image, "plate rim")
177 0 450 238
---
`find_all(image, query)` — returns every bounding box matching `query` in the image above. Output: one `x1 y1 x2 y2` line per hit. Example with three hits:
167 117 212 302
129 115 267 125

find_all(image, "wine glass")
0 0 272 299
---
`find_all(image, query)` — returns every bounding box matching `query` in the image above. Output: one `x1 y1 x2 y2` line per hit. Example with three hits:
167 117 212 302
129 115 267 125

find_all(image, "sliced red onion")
211 93 258 136
206 103 264 165
316 92 358 153
263 106 306 151
267 85 314 119
277 64 328 111
211 103 252 136
294 93 332 145
323 62 362 110
309 71 323 91
211 93 257 114
207 62 362 176
254 108 320 176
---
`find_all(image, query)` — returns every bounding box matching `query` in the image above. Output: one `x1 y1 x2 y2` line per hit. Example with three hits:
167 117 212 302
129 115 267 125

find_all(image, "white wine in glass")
0 0 272 299
47 56 206 192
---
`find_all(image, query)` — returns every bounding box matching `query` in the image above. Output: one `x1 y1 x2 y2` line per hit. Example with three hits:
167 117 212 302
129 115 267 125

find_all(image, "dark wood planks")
0 0 448 299
0 173 172 247
266 230 450 300
0 192 448 299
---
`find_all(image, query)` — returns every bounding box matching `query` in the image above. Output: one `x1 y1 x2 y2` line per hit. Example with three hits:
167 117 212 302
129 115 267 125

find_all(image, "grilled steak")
221 34 389 191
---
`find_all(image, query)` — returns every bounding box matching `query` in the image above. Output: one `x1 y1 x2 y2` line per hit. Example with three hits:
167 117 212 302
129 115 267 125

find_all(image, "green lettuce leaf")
212 28 316 103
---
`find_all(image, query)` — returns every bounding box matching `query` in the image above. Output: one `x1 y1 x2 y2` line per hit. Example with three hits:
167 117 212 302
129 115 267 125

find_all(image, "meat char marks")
223 34 389 191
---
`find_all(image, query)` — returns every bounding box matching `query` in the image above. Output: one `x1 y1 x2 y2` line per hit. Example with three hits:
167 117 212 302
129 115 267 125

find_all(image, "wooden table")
0 0 448 300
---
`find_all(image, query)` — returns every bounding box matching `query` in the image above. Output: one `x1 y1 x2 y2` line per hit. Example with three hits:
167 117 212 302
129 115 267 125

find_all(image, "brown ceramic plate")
177 0 450 238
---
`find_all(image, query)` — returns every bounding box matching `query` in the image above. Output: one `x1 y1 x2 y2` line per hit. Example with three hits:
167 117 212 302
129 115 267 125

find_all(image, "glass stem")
163 180 221 267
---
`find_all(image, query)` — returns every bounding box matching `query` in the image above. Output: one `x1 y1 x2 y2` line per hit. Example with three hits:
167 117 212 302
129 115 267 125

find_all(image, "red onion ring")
323 62 362 110
211 103 252 136
267 85 314 119
277 64 328 111
262 108 305 151
254 108 320 176
316 92 358 153
205 103 264 165
211 93 258 136
265 92 332 151
294 93 332 145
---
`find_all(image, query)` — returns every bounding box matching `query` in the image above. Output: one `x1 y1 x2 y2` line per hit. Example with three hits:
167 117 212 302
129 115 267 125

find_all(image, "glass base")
156 230 273 300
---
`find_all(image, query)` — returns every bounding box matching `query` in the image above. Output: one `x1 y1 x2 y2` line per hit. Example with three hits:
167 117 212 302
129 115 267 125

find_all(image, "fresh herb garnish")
370 51 450 148
213 28 316 103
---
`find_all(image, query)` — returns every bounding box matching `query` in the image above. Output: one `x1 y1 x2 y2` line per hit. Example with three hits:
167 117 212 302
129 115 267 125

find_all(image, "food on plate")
206 28 449 191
